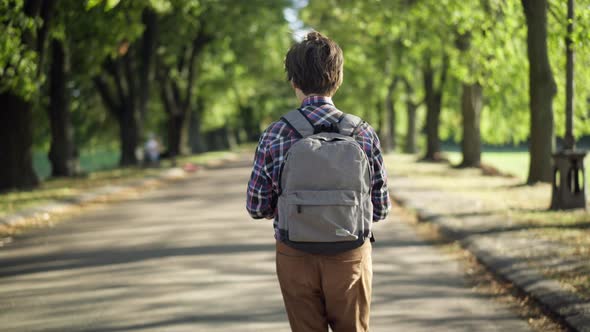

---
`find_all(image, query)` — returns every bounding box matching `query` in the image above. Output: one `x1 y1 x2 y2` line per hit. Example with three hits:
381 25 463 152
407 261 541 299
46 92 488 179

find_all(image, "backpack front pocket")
282 190 361 242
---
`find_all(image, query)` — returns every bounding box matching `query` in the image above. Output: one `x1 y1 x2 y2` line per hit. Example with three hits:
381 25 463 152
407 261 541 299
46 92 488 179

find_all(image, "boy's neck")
296 90 331 103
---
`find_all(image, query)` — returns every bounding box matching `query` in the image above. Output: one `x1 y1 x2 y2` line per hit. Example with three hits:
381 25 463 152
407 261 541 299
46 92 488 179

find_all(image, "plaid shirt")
246 96 391 238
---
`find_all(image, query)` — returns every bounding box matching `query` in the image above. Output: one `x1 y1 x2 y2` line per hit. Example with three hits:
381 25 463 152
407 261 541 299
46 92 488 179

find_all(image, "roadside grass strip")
386 152 590 300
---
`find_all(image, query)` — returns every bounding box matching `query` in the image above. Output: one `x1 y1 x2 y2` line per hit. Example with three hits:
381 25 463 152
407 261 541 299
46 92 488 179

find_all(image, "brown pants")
276 240 372 332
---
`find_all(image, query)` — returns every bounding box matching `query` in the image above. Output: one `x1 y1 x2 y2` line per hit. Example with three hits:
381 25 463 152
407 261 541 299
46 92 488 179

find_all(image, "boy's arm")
369 129 391 221
246 135 277 220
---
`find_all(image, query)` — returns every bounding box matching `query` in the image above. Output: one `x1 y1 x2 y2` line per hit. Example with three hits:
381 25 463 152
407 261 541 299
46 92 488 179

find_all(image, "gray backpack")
277 109 373 254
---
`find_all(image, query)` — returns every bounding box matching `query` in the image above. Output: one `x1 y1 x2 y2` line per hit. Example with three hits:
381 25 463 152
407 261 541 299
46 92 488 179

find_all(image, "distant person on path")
144 133 161 166
246 31 391 331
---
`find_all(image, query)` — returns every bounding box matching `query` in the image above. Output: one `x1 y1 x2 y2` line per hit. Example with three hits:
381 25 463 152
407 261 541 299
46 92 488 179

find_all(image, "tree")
45 0 85 177
383 75 400 152
47 36 79 177
459 81 483 167
451 1 530 168
158 28 212 157
224 0 291 144
301 0 409 152
92 3 158 166
155 0 212 157
403 78 421 154
522 0 557 183
454 26 483 167
547 0 590 146
172 0 290 153
422 53 449 161
0 0 54 190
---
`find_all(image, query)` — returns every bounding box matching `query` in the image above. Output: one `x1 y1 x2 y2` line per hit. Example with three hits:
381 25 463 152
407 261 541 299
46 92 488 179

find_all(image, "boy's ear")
290 80 298 90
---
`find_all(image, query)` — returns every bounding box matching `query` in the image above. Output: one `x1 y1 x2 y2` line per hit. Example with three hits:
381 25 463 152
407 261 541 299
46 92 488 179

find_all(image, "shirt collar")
301 96 334 107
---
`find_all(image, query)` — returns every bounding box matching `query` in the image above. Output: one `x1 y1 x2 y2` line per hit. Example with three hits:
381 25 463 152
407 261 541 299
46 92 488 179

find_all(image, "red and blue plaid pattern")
246 96 391 238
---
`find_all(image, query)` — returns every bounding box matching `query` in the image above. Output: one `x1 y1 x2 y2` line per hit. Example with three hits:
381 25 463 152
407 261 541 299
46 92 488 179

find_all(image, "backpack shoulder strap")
281 109 315 138
338 113 363 137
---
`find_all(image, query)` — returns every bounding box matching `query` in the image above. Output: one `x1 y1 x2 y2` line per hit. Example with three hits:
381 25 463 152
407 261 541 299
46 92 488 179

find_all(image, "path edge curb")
392 192 590 332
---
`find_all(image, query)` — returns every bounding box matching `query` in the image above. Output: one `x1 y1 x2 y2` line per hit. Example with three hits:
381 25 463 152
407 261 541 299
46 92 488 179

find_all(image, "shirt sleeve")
369 129 391 221
246 131 277 219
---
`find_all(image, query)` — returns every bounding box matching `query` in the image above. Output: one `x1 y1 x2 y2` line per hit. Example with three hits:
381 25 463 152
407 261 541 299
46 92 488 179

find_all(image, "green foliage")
62 0 145 78
11 0 590 187
86 0 121 10
548 0 590 137
0 0 40 100
158 0 293 132
26 0 292 153
301 1 393 124
301 0 590 145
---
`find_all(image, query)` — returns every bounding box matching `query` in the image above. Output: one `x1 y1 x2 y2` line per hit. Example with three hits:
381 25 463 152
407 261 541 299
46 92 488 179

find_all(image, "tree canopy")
1 0 589 190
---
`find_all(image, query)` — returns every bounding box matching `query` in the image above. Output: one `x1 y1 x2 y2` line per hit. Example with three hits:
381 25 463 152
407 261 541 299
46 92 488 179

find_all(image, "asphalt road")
0 159 532 332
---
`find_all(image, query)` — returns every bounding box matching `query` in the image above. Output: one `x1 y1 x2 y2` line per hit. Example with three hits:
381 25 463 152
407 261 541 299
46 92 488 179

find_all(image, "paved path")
0 160 532 331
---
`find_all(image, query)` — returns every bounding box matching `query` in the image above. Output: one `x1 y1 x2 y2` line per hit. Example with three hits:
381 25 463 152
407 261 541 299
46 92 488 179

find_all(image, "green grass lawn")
443 146 589 185
33 147 120 180
445 150 529 179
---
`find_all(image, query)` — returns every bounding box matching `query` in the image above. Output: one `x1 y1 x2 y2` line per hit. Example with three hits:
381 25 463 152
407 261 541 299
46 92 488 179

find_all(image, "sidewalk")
386 153 590 331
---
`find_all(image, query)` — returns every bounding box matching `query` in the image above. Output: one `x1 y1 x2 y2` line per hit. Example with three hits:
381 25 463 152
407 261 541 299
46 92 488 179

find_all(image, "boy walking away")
246 31 391 332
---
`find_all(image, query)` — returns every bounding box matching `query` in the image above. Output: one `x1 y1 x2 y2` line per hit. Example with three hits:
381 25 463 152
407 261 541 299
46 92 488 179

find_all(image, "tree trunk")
405 102 418 154
159 80 187 158
240 105 259 142
460 83 483 167
157 29 212 156
384 77 400 153
423 62 444 161
386 97 395 153
205 127 231 151
424 103 441 161
35 0 55 75
189 110 206 153
189 96 206 153
376 100 386 148
522 0 556 183
233 126 243 146
405 104 418 154
167 112 185 157
454 30 482 168
48 38 78 177
169 30 211 154
403 79 419 154
138 8 158 127
225 124 237 150
95 56 142 167
0 93 39 190
118 108 139 166
221 126 232 150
